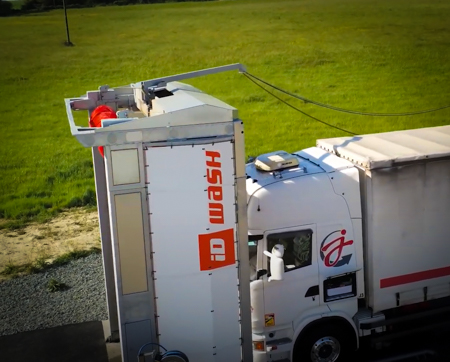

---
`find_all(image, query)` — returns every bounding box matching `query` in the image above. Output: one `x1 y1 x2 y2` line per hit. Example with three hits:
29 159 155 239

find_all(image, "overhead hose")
244 71 450 116
243 72 358 135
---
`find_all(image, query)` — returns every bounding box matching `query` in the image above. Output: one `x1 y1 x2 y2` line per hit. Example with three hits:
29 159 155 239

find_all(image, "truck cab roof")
246 147 356 199
246 153 324 199
246 148 361 234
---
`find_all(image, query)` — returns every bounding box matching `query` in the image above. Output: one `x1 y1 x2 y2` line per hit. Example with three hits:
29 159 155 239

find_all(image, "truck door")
317 223 359 316
262 225 320 328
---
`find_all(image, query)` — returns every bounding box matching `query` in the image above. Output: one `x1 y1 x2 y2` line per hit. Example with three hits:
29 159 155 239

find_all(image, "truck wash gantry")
65 64 252 362
65 63 246 146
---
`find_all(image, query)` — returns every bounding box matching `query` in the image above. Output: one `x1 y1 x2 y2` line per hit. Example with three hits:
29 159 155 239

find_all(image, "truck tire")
294 324 352 362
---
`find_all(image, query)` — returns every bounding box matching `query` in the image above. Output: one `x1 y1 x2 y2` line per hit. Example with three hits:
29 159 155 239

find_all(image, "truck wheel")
294 324 352 362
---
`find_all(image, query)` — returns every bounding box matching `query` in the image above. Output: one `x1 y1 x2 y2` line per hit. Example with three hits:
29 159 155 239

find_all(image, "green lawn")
0 0 449 224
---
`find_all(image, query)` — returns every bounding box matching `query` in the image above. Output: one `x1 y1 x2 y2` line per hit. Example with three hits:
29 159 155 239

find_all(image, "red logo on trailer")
320 229 354 267
205 150 225 224
198 150 235 271
199 229 235 271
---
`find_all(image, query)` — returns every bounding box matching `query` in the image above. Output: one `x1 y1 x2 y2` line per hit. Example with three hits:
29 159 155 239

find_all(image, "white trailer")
66 64 253 362
247 125 450 362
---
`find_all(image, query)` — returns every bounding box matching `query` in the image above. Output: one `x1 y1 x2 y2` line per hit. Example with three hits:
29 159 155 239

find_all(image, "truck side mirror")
263 244 285 281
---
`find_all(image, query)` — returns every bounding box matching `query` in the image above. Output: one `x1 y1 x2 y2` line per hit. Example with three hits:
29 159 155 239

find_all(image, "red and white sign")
199 229 235 271
198 150 235 271
146 141 241 362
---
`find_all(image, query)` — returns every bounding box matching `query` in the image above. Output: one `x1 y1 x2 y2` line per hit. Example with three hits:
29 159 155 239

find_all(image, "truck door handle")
305 285 319 297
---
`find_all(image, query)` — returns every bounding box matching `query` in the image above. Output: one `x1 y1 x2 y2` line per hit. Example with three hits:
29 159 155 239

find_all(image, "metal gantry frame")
66 64 253 362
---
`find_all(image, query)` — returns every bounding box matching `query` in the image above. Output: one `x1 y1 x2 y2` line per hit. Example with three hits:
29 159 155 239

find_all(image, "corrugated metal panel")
146 142 242 362
317 125 450 170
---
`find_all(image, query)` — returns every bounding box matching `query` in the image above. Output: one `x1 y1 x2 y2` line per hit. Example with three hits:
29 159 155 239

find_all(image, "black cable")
243 73 357 135
137 342 167 357
244 71 450 117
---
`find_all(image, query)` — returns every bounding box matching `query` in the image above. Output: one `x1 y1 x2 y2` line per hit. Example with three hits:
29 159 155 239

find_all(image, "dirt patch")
0 209 100 280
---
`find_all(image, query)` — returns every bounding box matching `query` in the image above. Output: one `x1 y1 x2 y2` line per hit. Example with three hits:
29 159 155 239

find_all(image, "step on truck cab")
247 126 450 362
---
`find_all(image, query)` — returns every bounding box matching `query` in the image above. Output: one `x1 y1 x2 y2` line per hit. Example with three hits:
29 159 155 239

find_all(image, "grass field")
0 0 449 225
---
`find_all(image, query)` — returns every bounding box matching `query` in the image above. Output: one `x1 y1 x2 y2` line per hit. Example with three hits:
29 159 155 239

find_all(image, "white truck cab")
246 125 450 362
247 148 365 362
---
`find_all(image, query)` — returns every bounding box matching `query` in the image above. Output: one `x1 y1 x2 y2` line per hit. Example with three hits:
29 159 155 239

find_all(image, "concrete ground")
1 320 449 362
0 321 120 362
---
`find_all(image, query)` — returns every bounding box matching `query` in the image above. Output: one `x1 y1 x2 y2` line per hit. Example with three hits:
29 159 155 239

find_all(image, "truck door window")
267 230 312 272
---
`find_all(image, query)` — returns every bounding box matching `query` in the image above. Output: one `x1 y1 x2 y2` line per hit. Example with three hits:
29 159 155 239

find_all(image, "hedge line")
0 0 215 16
